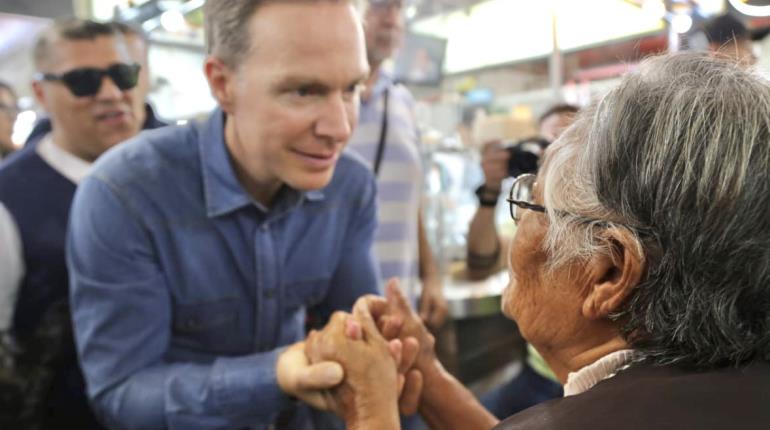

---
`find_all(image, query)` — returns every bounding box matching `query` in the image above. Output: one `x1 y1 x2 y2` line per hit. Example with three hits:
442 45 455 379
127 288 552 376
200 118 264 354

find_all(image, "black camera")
505 137 550 177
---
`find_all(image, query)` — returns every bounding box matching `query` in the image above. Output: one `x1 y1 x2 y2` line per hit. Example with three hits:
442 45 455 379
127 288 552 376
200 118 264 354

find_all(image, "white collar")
563 349 636 397
35 134 93 184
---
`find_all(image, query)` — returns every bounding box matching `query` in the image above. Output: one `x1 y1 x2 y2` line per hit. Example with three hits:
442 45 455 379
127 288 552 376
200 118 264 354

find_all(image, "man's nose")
316 94 354 143
94 75 126 101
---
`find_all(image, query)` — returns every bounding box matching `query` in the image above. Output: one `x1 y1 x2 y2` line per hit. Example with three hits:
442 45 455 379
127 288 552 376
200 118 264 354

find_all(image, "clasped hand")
276 279 438 427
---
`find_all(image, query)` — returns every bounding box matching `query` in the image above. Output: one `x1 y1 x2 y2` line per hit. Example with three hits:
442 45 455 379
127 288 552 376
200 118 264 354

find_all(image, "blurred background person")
346 0 448 330
536 104 579 143
468 103 579 279
308 52 770 430
0 81 19 160
24 21 166 147
0 18 149 429
702 14 757 67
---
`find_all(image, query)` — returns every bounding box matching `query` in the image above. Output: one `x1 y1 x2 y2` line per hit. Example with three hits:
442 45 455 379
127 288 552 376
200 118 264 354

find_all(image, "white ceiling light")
671 13 693 33
728 0 770 17
160 10 186 32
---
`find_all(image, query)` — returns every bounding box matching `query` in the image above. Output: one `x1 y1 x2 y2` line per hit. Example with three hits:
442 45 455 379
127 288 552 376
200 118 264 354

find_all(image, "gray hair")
33 17 122 71
542 53 770 368
204 0 361 69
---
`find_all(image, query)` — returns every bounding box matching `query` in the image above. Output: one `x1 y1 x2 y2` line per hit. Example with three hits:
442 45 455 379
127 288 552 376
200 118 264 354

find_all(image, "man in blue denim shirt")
67 1 380 428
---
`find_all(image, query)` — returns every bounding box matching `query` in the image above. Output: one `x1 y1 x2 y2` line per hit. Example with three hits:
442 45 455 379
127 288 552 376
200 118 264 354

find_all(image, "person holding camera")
467 104 578 277
466 103 578 419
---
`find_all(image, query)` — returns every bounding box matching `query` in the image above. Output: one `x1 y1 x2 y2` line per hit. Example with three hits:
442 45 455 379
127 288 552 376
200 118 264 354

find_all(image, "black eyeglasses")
506 174 545 224
35 63 141 97
506 173 656 237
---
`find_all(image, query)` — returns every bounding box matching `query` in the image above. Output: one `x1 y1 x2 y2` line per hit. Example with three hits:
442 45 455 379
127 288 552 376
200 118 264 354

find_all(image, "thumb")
294 361 344 390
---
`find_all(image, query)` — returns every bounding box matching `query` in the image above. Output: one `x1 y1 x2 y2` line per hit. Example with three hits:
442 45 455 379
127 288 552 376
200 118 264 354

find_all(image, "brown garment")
494 361 770 430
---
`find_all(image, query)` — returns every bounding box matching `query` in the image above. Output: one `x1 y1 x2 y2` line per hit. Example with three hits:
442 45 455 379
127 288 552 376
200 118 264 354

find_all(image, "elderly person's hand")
354 279 438 374
418 274 449 330
303 308 402 429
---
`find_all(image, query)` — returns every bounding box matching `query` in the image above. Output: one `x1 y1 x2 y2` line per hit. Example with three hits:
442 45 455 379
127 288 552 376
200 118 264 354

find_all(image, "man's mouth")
291 148 338 170
95 110 130 125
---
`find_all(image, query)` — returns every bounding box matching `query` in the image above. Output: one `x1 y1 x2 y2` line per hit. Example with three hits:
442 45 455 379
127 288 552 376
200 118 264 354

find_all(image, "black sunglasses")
36 63 141 97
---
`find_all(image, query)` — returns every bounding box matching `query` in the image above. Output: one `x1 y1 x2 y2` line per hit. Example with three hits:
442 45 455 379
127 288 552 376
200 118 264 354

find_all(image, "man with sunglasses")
0 18 150 429
24 21 166 148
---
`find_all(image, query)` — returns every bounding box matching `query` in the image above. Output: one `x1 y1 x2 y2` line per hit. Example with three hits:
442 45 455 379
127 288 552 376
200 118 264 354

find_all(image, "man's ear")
31 80 48 111
582 228 645 320
204 56 236 113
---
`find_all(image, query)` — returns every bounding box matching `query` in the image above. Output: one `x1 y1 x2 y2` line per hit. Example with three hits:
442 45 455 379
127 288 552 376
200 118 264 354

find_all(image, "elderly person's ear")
582 228 645 319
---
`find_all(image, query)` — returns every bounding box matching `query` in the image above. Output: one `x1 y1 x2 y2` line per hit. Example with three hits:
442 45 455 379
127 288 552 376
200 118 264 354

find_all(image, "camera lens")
506 137 550 177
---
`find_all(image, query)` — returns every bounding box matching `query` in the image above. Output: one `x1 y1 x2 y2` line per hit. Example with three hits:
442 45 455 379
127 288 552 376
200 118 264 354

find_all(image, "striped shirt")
347 71 422 298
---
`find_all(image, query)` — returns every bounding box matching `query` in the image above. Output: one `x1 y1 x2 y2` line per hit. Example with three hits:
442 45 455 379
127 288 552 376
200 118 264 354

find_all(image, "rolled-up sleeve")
67 176 291 430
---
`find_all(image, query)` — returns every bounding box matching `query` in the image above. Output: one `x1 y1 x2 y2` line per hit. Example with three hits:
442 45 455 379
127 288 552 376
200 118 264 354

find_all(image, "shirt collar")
563 349 637 397
199 108 325 218
35 134 92 184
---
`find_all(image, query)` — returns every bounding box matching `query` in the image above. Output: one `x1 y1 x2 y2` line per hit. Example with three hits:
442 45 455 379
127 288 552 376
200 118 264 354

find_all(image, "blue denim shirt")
67 109 381 429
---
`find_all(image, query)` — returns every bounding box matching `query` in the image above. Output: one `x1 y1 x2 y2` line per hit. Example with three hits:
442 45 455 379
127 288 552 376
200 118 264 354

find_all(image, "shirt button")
264 288 276 299
261 223 269 231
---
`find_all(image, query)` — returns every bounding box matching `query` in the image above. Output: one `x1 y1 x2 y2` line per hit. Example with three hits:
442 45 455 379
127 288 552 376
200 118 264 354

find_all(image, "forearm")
467 207 499 256
92 350 291 430
418 359 498 430
417 212 440 282
466 207 502 279
345 399 401 430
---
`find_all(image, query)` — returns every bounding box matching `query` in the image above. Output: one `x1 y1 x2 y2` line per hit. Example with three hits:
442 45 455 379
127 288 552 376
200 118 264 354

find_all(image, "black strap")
372 88 390 177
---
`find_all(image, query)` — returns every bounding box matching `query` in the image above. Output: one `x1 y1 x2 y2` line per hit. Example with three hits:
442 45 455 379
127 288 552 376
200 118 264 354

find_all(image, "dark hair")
33 17 120 70
703 14 749 45
538 103 579 125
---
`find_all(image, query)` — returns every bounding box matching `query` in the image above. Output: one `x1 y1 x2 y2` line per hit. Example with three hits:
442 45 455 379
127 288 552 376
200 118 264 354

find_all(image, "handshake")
275 279 438 429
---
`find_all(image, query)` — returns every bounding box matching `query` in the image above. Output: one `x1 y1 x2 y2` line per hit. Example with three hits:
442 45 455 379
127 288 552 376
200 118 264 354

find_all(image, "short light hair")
204 0 360 69
541 53 770 368
110 21 149 45
33 17 122 71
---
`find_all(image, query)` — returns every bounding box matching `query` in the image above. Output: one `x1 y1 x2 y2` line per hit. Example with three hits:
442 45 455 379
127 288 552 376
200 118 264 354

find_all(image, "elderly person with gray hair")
305 52 770 430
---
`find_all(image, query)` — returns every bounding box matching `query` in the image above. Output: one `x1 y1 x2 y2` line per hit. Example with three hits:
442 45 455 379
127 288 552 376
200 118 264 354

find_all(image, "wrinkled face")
0 88 17 150
539 112 575 142
501 160 589 352
34 36 141 161
223 1 369 192
364 0 405 65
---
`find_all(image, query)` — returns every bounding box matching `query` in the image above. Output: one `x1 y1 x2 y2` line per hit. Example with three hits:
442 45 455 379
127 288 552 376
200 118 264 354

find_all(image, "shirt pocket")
283 276 330 311
171 298 250 355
